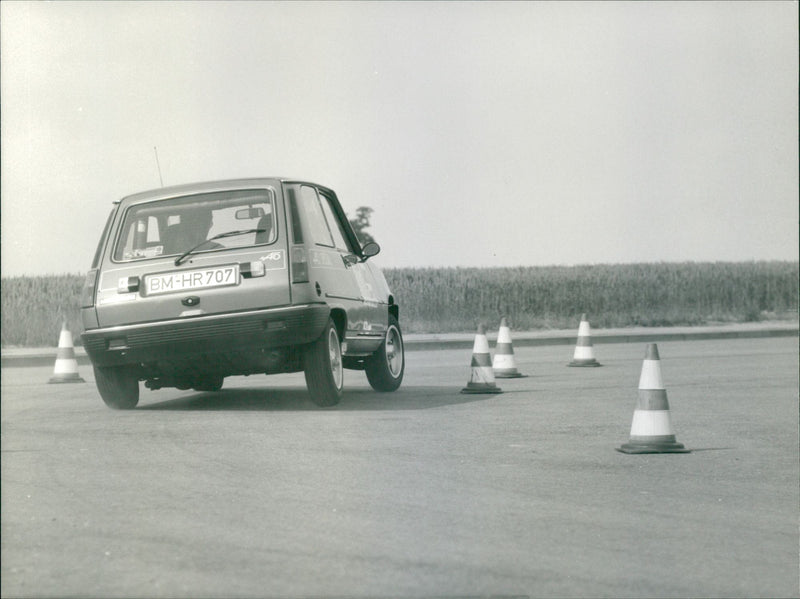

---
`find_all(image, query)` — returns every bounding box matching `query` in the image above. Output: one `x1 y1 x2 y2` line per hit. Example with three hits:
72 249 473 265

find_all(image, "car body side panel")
284 181 388 351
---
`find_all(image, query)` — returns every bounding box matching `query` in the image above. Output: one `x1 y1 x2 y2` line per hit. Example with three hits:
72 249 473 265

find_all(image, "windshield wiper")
174 228 266 266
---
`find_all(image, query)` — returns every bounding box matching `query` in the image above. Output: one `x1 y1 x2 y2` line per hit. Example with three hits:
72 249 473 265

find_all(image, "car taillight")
240 261 266 278
81 269 99 308
117 276 141 293
291 246 308 283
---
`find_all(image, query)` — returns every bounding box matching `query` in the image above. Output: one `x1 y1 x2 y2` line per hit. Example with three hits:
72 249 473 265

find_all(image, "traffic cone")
461 324 502 394
568 313 601 367
48 323 85 384
617 344 689 454
492 317 524 378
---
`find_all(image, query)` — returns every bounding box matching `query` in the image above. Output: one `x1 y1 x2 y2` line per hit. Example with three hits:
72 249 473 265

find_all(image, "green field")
1 261 797 347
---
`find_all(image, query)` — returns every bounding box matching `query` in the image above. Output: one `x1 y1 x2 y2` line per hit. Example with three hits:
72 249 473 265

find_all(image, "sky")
1 1 797 276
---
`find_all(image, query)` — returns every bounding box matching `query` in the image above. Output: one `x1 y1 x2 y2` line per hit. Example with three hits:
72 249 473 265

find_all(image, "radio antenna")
153 146 164 187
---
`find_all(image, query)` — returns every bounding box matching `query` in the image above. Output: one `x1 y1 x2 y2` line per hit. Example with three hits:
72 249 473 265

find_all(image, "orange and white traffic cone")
492 317 524 378
48 323 85 384
568 313 601 367
617 343 689 454
461 324 502 394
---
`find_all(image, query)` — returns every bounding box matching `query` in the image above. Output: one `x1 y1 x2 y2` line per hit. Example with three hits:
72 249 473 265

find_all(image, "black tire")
303 318 343 407
93 364 139 410
193 376 224 392
365 315 404 392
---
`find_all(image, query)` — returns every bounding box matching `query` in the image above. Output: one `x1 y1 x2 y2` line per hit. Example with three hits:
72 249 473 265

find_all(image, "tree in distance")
349 206 376 246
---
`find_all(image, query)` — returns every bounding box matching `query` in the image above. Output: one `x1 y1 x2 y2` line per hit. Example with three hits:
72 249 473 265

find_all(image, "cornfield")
383 261 799 332
1 261 797 346
1 274 85 347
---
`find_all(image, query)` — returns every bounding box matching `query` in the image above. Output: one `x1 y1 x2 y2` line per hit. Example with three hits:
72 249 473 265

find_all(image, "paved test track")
1 337 798 598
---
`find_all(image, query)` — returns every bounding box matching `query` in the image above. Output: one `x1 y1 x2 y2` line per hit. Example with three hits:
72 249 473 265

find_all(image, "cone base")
460 384 503 394
568 360 602 367
616 441 690 454
494 371 526 378
48 375 85 384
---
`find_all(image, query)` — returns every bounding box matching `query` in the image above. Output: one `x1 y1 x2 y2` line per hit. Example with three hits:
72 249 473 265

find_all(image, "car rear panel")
82 304 330 369
94 249 290 327
93 180 291 328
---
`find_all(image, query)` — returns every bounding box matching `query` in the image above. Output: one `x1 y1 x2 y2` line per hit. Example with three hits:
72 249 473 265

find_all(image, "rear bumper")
81 304 330 368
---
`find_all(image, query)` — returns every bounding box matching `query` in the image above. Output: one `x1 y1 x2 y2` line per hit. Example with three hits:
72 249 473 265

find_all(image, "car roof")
116 178 334 206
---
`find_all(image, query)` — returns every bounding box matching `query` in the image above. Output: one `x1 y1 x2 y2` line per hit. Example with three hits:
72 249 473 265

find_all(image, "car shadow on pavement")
139 385 505 411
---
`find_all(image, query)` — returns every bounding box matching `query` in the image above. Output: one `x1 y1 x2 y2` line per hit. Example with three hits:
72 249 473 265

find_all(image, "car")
80 178 404 409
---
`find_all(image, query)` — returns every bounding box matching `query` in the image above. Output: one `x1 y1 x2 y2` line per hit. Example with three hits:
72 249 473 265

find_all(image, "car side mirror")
360 242 380 261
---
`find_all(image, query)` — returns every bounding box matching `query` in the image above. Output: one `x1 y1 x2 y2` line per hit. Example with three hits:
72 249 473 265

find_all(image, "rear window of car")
113 188 277 262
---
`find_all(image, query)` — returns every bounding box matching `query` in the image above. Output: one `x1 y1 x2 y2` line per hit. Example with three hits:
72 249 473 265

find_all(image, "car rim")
385 325 403 378
328 327 343 389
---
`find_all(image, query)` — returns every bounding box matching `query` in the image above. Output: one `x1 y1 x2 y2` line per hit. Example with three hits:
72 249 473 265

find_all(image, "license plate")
146 265 239 295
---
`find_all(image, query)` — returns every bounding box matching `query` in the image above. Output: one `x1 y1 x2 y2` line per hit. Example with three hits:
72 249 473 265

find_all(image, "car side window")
299 185 333 247
318 192 353 253
298 185 354 252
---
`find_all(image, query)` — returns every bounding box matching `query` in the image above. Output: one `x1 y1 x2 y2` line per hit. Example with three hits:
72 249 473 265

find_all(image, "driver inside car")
163 209 221 254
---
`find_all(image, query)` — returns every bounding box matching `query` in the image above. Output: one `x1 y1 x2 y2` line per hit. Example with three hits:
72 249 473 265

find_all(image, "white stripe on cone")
470 364 496 384
53 357 80 375
630 410 675 437
572 345 595 361
473 332 490 355
638 359 664 390
493 353 516 370
497 324 511 345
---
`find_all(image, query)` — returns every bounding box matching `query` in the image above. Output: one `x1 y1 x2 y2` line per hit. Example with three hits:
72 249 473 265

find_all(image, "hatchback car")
80 178 404 408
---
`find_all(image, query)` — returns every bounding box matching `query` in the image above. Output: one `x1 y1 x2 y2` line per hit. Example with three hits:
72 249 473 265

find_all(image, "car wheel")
303 318 343 407
365 315 404 392
193 376 224 392
93 364 139 409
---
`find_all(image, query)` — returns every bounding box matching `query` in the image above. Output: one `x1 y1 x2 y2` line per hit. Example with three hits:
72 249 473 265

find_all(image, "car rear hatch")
94 185 291 328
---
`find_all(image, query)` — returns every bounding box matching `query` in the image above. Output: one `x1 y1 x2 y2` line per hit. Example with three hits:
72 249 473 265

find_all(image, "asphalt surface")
1 336 798 598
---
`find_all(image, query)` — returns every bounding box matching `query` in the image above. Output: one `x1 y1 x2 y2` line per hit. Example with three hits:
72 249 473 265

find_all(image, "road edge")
3 323 797 367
